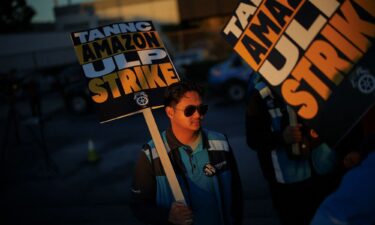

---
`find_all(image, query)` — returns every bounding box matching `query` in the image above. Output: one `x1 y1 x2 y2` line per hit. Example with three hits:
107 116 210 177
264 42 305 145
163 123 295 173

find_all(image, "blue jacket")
310 151 375 225
130 128 243 225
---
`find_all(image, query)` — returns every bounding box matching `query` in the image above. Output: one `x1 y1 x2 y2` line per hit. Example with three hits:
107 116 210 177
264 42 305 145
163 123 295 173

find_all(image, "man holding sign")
222 0 375 149
70 21 242 225
131 81 243 225
222 0 375 223
246 74 336 225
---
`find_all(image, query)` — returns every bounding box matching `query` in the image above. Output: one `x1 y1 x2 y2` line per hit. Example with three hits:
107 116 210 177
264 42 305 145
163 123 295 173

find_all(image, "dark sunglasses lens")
198 105 208 115
183 105 208 117
184 106 196 117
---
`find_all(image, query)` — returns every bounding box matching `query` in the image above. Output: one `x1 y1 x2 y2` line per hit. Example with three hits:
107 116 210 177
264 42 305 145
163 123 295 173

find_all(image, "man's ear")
165 106 174 119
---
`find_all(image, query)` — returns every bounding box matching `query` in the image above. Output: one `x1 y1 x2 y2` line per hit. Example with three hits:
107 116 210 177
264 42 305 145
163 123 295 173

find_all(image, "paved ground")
0 92 280 225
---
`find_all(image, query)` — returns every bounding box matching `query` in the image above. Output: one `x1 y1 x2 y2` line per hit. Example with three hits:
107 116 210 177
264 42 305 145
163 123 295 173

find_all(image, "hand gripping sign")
222 0 375 147
70 21 186 204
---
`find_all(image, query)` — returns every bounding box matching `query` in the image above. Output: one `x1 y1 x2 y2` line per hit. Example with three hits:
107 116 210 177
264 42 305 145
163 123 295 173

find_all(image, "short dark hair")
164 80 204 107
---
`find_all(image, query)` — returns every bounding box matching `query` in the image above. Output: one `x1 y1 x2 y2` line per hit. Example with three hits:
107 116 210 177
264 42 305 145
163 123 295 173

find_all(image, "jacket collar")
166 127 210 150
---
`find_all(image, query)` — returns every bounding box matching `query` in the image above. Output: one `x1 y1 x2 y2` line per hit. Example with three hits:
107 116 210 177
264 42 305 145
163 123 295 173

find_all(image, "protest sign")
70 21 185 204
222 0 375 146
71 21 180 123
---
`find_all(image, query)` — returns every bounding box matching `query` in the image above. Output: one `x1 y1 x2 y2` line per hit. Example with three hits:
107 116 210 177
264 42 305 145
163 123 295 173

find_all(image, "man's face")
166 91 205 133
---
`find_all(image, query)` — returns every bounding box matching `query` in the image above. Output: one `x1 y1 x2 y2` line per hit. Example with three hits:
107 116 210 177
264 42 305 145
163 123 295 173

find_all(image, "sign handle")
142 107 186 204
287 105 300 155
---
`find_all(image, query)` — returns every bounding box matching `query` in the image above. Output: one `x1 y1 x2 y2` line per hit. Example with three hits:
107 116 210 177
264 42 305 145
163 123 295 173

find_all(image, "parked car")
55 65 93 115
173 48 209 75
208 54 253 101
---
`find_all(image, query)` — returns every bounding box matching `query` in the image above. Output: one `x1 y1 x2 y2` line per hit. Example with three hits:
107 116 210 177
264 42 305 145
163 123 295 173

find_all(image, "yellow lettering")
118 69 141 94
321 24 363 63
330 0 375 53
281 78 318 119
133 66 150 89
142 65 167 89
88 78 108 103
305 40 351 85
292 57 332 100
102 72 121 98
159 63 179 86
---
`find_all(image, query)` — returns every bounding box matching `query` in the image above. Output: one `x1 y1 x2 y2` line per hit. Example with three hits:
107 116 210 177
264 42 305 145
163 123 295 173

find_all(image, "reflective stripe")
268 108 282 118
259 86 271 98
208 140 229 152
257 81 286 182
275 108 282 117
255 80 267 91
143 146 171 160
144 134 229 159
271 150 285 183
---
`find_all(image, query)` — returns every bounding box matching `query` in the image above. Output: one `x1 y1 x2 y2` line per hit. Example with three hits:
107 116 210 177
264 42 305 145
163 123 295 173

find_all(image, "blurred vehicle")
208 54 253 101
173 48 208 75
55 65 92 115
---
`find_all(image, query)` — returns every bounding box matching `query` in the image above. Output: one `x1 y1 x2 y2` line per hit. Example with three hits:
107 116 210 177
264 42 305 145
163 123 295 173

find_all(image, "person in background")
245 73 336 225
131 80 243 225
313 104 375 196
310 133 375 225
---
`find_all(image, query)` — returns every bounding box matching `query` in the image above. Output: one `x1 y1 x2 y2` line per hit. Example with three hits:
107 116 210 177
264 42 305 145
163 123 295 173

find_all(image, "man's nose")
192 110 201 118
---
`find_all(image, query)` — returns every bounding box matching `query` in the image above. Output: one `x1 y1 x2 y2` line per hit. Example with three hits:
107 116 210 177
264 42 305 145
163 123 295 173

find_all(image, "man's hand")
283 124 302 144
343 151 362 169
168 201 193 225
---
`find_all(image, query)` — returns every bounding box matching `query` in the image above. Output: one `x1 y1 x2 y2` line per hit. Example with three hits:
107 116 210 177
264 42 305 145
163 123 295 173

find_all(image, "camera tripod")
0 87 57 176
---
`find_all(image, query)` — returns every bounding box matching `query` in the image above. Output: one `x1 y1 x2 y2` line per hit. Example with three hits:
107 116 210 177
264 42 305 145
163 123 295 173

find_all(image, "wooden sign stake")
142 107 186 204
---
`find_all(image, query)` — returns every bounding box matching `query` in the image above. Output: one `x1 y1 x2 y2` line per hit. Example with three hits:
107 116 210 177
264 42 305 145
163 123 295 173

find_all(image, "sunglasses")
176 104 208 117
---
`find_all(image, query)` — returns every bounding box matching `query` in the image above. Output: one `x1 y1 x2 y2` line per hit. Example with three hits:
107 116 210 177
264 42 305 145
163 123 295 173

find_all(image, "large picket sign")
222 0 375 146
71 21 180 123
70 21 186 204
